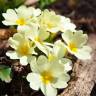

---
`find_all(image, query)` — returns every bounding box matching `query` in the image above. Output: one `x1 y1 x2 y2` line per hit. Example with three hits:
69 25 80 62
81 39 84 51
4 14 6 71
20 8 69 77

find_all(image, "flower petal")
33 8 41 16
62 31 74 45
20 56 28 65
35 41 48 55
29 56 39 73
2 21 16 25
53 40 67 58
48 27 59 33
39 28 50 41
6 51 19 59
2 9 18 21
50 61 64 77
52 80 68 89
8 37 19 49
75 46 92 60
52 73 70 88
37 55 50 72
60 58 72 72
40 83 57 96
12 33 24 42
27 73 41 90
15 5 32 19
71 30 88 47
60 16 76 32
62 30 88 47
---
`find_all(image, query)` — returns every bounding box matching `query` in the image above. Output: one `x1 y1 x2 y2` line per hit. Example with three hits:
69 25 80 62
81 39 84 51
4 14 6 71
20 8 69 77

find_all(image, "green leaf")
13 0 25 7
38 0 56 9
0 65 12 83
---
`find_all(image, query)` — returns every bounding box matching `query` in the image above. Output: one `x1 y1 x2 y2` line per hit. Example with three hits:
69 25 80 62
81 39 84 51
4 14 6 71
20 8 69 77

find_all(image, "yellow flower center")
47 22 55 29
48 54 55 62
41 71 54 84
16 18 26 25
35 37 42 43
42 20 55 29
17 41 30 56
68 42 78 52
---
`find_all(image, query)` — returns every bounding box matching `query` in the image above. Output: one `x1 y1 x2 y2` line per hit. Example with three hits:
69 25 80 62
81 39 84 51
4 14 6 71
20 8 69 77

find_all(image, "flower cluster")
2 5 91 96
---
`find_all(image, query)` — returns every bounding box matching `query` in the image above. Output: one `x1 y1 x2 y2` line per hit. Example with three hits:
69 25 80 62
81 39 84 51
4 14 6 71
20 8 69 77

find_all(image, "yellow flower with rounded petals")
38 9 61 33
6 33 36 65
62 30 92 60
27 55 71 96
2 5 41 31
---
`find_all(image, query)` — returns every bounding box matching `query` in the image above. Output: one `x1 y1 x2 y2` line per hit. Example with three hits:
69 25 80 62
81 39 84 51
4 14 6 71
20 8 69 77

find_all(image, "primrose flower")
27 55 71 96
62 30 92 60
26 26 52 55
47 40 66 60
47 40 72 71
38 9 61 33
6 33 36 65
2 5 41 30
60 16 76 32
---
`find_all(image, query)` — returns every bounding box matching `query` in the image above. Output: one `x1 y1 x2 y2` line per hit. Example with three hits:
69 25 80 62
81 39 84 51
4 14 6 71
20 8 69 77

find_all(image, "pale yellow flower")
27 55 71 96
62 30 92 60
26 26 52 55
2 5 41 31
6 33 36 65
38 9 61 33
